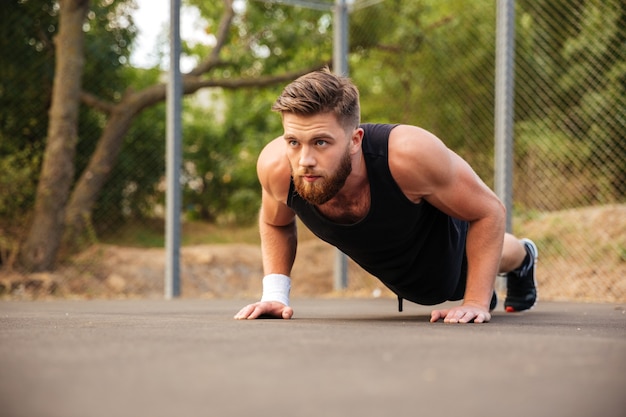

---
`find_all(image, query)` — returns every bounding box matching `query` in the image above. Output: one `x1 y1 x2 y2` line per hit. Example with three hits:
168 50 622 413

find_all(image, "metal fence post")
494 0 516 295
494 0 516 233
333 0 349 291
165 0 182 299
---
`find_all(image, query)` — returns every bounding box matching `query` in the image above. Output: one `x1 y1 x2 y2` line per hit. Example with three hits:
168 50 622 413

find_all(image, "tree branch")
182 63 329 93
187 0 235 77
80 91 115 114
122 62 328 115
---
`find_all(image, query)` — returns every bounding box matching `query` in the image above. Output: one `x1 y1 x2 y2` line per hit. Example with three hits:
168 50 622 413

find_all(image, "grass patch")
100 220 260 247
181 222 260 245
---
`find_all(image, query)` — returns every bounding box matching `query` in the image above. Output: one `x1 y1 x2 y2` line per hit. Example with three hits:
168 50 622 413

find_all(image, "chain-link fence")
1 0 624 302
511 0 625 301
346 0 626 302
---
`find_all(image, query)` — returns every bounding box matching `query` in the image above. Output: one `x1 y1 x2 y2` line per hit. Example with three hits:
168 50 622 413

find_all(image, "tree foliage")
350 0 496 180
4 0 330 271
1 0 623 271
0 1 56 239
516 0 626 204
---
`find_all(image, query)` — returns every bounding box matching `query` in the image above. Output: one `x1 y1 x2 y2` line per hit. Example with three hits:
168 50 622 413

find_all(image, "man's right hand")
233 301 294 320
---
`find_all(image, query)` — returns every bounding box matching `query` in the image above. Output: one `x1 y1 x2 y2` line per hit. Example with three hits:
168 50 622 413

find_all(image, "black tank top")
287 123 468 305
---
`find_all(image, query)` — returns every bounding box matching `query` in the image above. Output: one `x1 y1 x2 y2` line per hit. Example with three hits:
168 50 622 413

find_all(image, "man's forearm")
463 216 505 308
259 218 298 276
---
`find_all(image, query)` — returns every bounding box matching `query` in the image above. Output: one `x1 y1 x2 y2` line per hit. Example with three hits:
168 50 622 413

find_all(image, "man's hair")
272 67 361 131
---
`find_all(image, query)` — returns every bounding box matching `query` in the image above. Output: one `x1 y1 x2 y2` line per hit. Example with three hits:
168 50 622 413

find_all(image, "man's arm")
389 125 506 323
234 138 297 320
258 197 298 279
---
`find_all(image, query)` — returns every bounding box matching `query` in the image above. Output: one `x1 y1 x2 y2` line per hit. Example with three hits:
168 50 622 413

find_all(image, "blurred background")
1 0 624 302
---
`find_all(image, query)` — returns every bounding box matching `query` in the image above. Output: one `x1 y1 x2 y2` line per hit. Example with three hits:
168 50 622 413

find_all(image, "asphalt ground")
1 298 625 417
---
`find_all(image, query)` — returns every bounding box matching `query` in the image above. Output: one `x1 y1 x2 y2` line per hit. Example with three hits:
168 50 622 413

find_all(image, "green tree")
0 1 57 267
557 0 626 198
178 1 340 226
19 0 90 271
10 0 330 271
351 0 496 180
63 0 328 251
183 87 283 225
0 0 143 267
515 0 626 206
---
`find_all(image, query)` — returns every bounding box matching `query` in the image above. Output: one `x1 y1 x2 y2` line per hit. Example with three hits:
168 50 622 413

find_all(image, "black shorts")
379 252 469 308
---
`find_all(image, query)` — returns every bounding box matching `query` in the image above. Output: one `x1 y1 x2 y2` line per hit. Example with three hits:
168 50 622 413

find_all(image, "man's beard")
293 149 352 205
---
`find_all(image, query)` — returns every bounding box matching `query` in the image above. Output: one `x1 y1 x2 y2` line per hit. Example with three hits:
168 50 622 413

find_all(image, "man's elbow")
494 199 507 229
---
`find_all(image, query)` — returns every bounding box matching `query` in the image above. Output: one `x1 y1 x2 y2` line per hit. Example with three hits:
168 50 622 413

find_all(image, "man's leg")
499 233 528 272
499 233 538 312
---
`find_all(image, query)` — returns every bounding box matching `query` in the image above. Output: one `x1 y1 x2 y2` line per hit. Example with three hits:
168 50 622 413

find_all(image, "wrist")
260 274 291 306
462 299 490 311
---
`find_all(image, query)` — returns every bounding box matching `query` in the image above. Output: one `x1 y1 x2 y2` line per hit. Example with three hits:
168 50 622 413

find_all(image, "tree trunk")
20 0 89 271
63 84 167 246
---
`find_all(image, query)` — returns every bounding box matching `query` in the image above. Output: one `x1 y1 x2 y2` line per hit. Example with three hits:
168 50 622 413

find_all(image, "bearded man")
234 68 538 324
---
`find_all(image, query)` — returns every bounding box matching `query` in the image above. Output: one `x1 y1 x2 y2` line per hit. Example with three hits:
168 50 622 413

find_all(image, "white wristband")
260 274 291 306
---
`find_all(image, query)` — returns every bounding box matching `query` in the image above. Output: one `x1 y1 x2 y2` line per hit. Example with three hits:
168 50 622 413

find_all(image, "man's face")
282 112 356 205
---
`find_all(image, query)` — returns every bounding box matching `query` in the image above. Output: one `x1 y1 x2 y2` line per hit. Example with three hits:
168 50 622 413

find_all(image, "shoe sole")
505 238 538 313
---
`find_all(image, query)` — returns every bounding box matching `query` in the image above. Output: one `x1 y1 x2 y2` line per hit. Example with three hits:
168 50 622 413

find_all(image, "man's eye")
315 140 328 146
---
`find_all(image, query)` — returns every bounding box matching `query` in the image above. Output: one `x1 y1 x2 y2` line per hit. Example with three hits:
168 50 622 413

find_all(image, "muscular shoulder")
387 125 455 202
257 137 292 202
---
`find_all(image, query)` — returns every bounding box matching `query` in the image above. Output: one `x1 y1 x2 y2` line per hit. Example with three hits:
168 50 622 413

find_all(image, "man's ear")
350 128 364 154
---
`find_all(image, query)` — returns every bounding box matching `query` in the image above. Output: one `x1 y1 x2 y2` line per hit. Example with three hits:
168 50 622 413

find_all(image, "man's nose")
299 146 316 167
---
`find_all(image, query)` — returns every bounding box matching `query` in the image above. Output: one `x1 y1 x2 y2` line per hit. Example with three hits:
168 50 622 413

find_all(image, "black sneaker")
504 238 538 313
490 291 498 312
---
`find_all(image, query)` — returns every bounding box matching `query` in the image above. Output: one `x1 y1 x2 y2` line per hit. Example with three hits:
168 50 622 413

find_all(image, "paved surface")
1 298 625 417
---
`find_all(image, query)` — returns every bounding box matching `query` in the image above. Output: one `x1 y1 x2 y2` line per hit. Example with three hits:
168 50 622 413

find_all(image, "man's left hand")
430 304 491 323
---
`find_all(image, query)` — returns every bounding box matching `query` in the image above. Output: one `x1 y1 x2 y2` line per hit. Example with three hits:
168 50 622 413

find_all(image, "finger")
446 309 475 323
282 306 294 320
246 304 266 320
233 303 257 320
456 310 491 324
430 309 447 323
443 309 462 323
429 310 439 323
233 305 248 319
457 311 477 323
472 312 491 323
